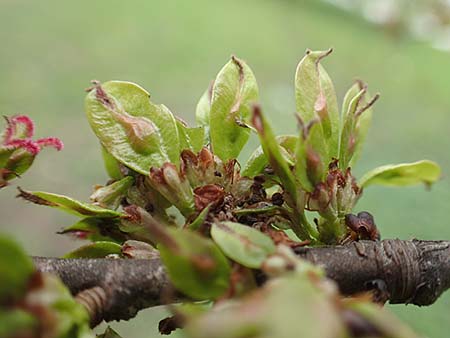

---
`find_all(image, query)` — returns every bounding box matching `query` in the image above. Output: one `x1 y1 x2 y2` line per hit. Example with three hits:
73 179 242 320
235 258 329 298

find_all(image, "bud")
90 176 134 209
149 163 195 216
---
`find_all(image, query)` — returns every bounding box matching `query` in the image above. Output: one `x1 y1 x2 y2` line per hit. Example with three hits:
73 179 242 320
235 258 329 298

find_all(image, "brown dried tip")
355 93 380 118
251 105 264 134
16 187 57 206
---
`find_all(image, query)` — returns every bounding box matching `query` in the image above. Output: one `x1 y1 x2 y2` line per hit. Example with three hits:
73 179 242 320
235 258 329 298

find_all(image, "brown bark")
33 239 450 326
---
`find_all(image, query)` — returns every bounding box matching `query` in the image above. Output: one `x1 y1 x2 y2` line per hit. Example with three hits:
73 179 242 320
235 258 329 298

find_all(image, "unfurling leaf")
251 106 298 202
58 217 125 243
17 188 123 218
242 135 297 178
195 86 213 146
176 119 205 153
159 228 230 300
211 221 276 268
295 49 339 159
210 56 259 161
148 163 195 216
90 176 134 209
359 160 441 188
339 81 379 170
63 241 122 258
85 81 180 174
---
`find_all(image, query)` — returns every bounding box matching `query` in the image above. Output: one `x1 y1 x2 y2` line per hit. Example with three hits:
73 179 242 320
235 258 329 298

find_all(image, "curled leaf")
295 49 339 159
359 160 441 188
210 56 259 161
85 81 180 174
17 188 123 218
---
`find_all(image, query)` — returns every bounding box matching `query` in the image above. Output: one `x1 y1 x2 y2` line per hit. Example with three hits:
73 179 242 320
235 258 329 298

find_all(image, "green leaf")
63 241 122 258
339 81 379 170
176 119 205 153
295 49 339 159
31 274 94 338
17 189 123 218
101 145 123 180
251 108 298 202
90 176 134 209
252 107 317 241
159 228 231 300
85 81 180 174
0 235 34 303
211 221 275 268
187 204 211 231
185 272 346 338
1 149 35 181
242 135 297 178
0 309 37 337
359 160 441 188
196 87 211 128
58 217 125 243
210 56 259 161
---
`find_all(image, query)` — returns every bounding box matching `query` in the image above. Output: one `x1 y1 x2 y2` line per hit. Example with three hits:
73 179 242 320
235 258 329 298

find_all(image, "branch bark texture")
33 239 450 325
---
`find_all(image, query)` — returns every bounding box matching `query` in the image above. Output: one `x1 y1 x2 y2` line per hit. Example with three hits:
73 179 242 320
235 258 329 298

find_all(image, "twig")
33 239 450 326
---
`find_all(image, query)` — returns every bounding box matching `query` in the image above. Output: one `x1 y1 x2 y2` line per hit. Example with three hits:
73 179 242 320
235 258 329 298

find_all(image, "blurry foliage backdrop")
0 0 449 337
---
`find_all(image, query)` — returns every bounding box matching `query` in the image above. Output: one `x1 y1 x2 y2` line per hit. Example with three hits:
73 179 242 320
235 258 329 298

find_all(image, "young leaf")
17 188 123 218
251 107 298 202
339 82 379 170
63 241 122 258
159 228 231 300
242 135 297 178
359 160 441 188
176 119 204 153
211 221 276 269
85 81 181 174
101 145 124 180
59 217 125 243
210 56 259 161
339 87 365 170
90 176 134 210
195 86 212 128
252 106 317 241
295 49 339 159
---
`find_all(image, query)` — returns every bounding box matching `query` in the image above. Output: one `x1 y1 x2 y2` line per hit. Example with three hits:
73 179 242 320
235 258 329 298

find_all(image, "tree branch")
33 239 450 326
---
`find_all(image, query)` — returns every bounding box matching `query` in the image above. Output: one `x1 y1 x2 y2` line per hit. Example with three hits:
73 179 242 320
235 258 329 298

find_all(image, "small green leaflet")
211 221 276 269
295 49 339 159
251 107 298 203
85 81 181 174
159 228 231 300
90 176 134 210
17 189 123 218
210 56 259 161
359 160 441 188
242 135 297 178
63 241 122 258
58 217 125 243
176 119 205 153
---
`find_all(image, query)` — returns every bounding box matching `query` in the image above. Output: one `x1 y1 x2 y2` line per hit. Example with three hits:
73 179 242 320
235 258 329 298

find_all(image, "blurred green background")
1 0 449 337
